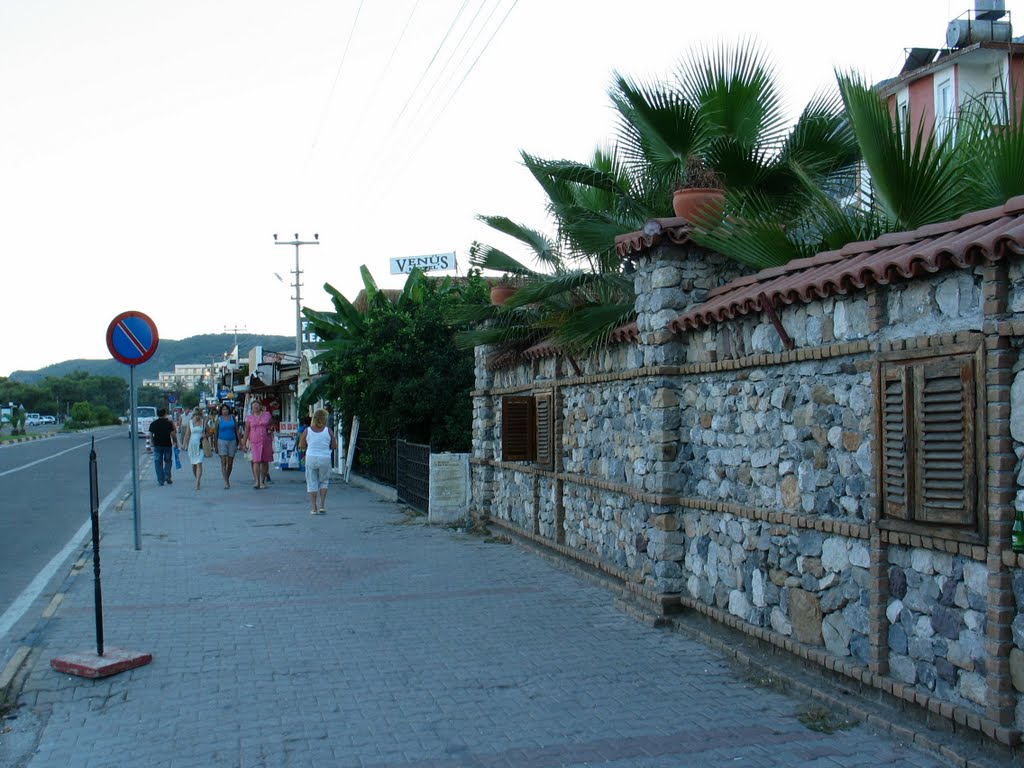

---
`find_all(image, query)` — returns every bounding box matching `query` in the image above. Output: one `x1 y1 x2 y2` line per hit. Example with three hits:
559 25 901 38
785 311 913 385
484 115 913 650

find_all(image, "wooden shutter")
914 357 976 527
501 396 536 461
535 392 553 469
880 365 911 520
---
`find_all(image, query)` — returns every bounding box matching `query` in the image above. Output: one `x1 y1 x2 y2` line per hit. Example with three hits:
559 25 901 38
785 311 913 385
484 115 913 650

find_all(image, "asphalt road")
0 427 133 626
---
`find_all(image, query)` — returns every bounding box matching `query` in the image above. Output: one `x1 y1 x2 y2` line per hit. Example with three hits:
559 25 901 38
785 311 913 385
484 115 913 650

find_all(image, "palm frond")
476 215 559 268
548 302 637 354
467 242 535 276
610 71 709 187
680 40 788 153
959 90 1024 208
454 321 544 350
304 284 366 338
502 270 631 309
691 193 797 269
297 375 333 414
837 69 969 230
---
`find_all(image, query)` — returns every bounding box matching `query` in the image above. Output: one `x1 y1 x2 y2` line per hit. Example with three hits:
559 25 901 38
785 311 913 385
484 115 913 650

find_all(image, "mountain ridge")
9 333 295 384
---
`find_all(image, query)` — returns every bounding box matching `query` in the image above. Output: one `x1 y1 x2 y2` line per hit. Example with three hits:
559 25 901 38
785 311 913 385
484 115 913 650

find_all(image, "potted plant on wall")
672 154 725 223
489 274 520 306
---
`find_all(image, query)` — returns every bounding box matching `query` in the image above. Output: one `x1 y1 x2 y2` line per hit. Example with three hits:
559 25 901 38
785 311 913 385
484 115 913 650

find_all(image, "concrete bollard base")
51 648 153 679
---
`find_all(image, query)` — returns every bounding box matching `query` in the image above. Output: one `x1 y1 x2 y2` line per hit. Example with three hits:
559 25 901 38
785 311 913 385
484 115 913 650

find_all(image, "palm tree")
455 144 640 357
702 70 1024 264
464 41 862 360
610 42 861 269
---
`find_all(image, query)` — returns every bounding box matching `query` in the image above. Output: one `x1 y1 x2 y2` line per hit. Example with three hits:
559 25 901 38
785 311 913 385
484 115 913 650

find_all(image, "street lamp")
273 233 319 358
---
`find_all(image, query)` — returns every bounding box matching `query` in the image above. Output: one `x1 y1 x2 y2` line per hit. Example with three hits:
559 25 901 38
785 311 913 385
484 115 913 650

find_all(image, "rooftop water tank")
946 17 1012 47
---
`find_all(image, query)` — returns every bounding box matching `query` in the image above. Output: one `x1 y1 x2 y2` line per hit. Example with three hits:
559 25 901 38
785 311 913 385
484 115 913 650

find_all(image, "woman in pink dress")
242 400 273 489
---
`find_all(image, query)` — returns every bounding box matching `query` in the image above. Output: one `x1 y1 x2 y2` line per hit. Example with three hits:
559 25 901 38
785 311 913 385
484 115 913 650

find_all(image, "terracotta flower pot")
672 188 725 223
490 285 518 306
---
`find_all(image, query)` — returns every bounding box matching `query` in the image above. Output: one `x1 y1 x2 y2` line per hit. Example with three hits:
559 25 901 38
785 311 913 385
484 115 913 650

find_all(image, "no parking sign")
105 310 159 553
106 311 159 365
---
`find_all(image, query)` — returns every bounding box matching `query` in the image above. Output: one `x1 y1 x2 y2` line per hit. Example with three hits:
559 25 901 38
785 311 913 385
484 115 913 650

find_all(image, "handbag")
201 436 214 458
173 445 182 469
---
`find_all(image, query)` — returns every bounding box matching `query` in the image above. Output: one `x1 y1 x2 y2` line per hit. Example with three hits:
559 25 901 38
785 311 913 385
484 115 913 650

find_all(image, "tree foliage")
303 268 490 452
0 370 128 417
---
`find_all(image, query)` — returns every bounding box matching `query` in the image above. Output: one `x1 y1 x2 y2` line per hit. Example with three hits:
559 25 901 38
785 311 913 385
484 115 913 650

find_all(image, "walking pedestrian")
215 404 240 488
148 408 178 486
298 408 336 515
204 407 218 459
242 399 273 489
181 408 206 490
296 416 311 472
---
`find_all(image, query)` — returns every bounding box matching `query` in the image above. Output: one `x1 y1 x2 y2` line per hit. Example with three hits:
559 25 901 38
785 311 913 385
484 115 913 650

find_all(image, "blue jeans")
153 446 173 485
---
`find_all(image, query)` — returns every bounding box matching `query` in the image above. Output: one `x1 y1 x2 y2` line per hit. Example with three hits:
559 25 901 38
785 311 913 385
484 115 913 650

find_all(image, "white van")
133 406 158 437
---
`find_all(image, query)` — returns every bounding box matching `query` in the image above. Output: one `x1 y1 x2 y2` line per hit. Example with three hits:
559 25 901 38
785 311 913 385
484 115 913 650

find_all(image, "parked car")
41 415 56 424
25 413 42 426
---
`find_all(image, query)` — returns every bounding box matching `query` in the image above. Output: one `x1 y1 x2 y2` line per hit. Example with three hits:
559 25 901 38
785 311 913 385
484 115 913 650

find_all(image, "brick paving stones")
0 468 1013 767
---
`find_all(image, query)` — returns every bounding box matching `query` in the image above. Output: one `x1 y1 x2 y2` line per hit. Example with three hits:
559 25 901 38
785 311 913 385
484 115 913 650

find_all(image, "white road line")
0 432 121 478
0 464 132 642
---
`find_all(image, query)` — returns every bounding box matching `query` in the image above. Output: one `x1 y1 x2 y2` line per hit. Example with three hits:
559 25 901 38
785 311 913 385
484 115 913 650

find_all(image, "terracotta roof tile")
615 217 697 259
668 197 1024 333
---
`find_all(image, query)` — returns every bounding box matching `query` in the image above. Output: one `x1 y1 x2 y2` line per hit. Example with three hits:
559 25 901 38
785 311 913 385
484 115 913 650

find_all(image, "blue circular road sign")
106 311 159 366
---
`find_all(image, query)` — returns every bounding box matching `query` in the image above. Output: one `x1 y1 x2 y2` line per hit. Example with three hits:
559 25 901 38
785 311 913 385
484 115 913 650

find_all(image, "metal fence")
351 434 431 513
352 436 396 485
396 439 430 512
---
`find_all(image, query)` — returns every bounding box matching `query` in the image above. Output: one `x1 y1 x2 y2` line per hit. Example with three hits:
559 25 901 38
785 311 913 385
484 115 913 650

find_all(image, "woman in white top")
298 408 337 515
181 409 206 490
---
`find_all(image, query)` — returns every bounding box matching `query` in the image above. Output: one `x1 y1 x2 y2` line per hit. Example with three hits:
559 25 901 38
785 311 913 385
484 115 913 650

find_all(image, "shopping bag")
173 445 182 469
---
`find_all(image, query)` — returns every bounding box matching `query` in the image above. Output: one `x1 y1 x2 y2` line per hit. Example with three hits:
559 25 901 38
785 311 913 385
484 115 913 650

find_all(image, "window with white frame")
935 78 954 143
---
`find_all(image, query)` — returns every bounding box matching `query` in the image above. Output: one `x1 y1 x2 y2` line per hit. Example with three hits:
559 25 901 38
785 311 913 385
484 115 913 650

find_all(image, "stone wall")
676 363 874 519
469 242 1024 743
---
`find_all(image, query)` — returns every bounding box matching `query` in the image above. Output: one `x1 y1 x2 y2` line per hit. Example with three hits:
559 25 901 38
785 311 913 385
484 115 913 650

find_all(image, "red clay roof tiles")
667 196 1024 333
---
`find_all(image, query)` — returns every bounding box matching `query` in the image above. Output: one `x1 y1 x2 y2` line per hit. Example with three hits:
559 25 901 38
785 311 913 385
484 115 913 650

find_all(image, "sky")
0 0 985 375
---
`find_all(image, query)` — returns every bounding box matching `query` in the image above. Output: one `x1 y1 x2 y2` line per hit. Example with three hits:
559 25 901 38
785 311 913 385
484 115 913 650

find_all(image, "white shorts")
305 454 331 492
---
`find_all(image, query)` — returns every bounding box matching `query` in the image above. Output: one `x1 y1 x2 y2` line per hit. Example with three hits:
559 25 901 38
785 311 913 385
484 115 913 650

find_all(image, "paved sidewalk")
0 461 1009 767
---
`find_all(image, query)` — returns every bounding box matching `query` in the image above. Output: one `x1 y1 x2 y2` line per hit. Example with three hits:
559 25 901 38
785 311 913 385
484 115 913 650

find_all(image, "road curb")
0 646 33 710
0 433 55 446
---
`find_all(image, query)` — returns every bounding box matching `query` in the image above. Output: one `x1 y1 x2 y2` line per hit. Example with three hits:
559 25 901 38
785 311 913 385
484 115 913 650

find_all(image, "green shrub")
92 405 120 425
70 402 94 423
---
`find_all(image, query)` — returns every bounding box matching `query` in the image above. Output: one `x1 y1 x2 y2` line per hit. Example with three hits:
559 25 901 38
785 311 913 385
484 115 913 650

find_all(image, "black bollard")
89 436 104 657
49 435 152 678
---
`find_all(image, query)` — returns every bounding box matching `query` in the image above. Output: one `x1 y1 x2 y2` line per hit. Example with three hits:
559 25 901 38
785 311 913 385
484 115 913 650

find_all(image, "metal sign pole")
89 436 105 656
130 365 142 551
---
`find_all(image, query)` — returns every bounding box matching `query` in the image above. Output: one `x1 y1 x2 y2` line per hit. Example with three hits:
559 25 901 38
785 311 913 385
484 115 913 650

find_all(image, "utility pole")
273 233 319 359
223 324 246 356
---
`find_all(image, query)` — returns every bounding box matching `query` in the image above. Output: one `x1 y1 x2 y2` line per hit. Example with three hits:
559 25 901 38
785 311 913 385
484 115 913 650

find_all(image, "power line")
308 0 367 156
369 0 520 204
382 0 473 143
346 0 424 139
423 0 504 113
400 0 495 132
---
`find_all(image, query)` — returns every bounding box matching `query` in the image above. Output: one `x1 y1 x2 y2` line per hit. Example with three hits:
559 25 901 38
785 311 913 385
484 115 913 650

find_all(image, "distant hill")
10 333 295 384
